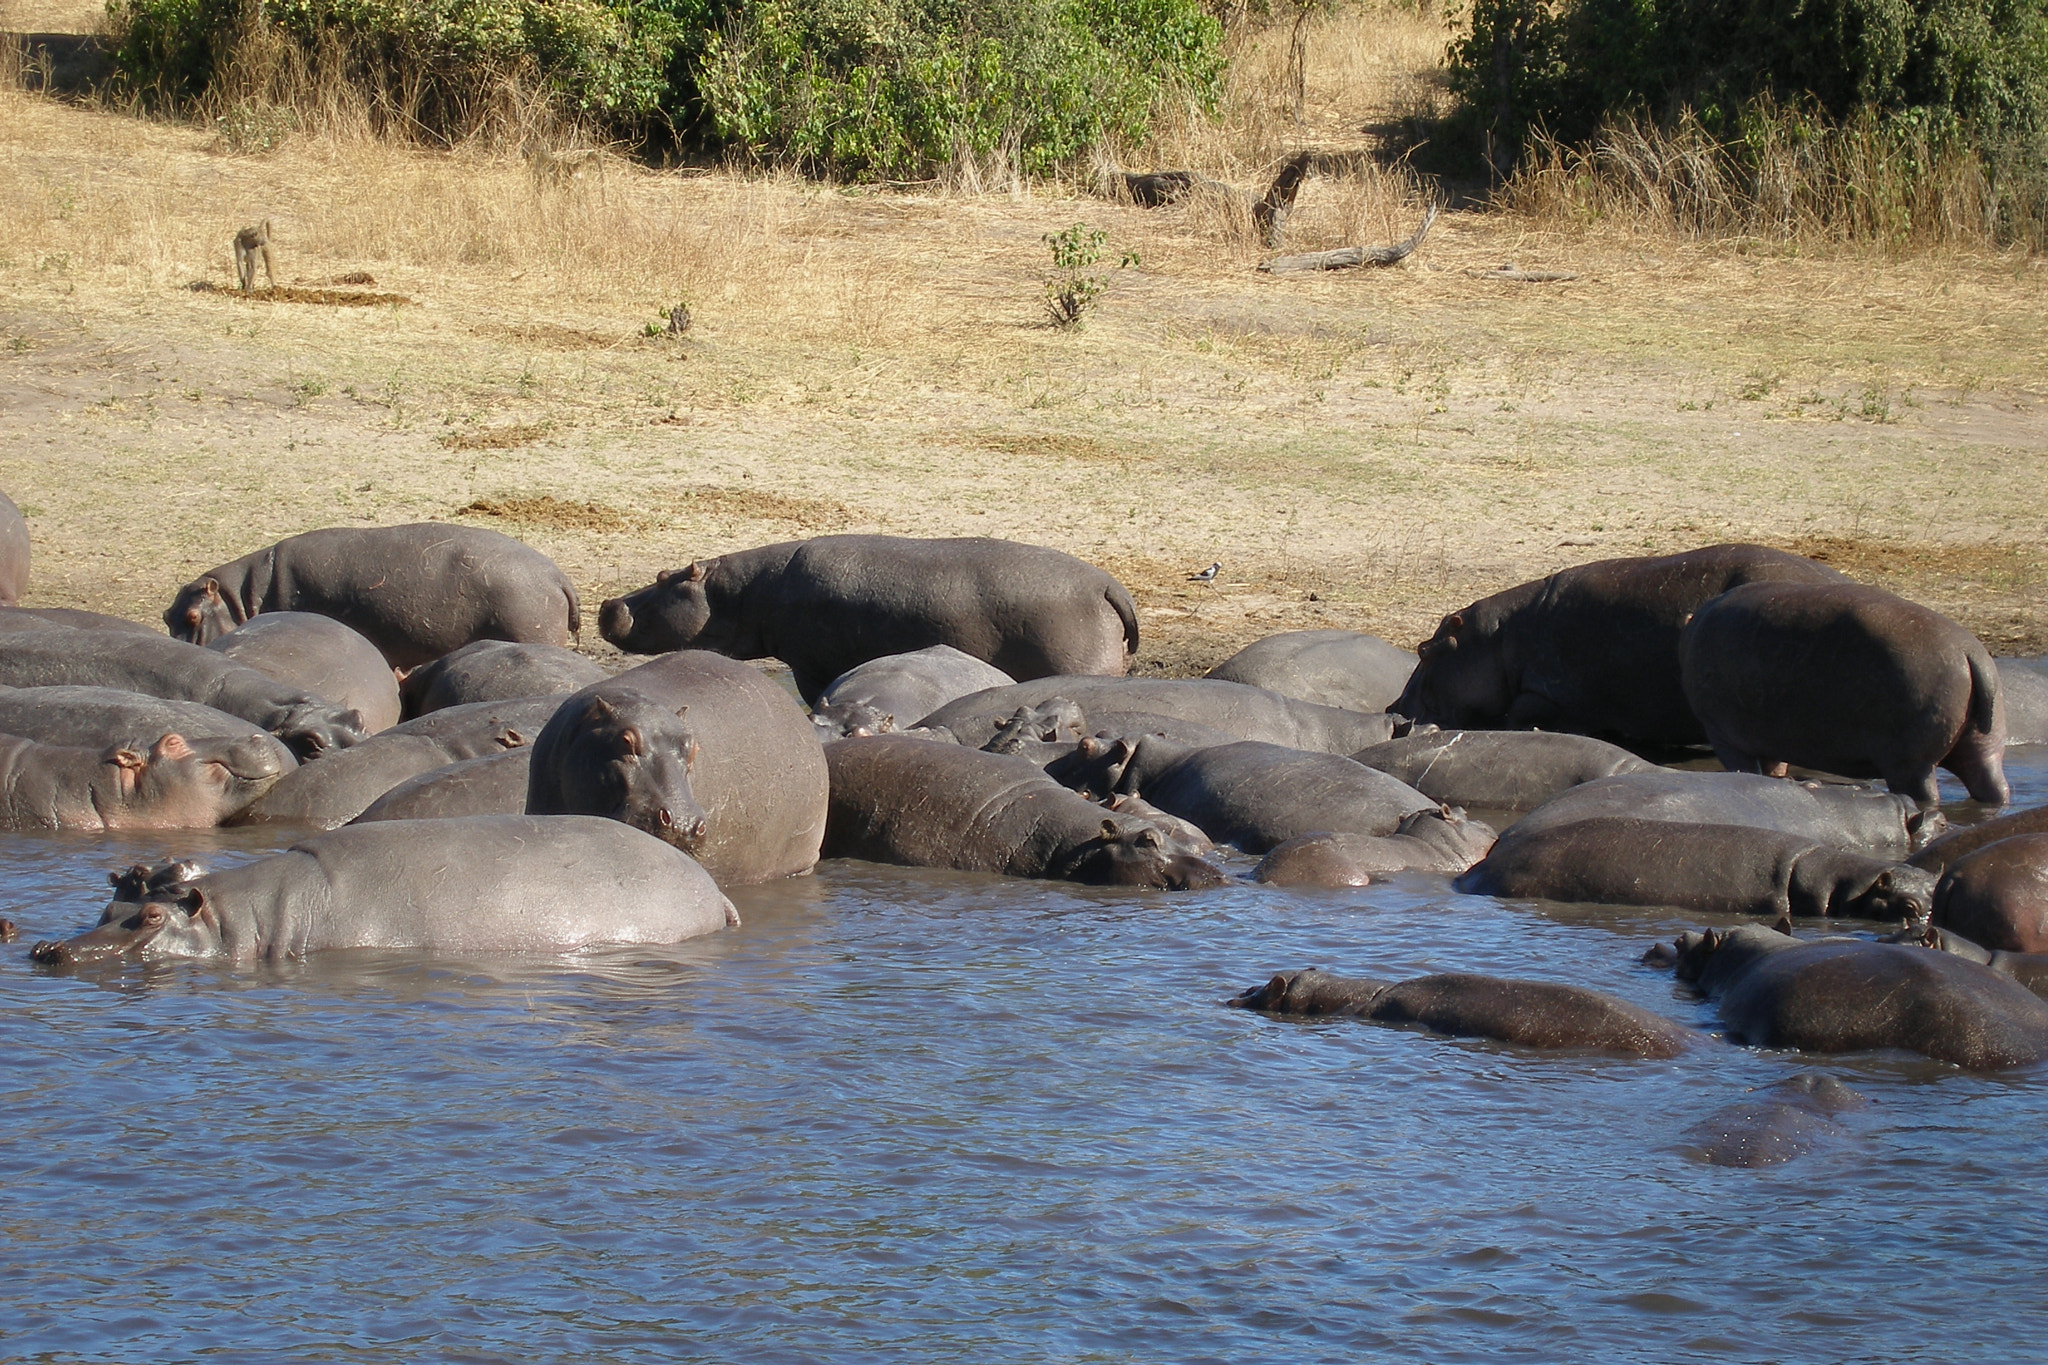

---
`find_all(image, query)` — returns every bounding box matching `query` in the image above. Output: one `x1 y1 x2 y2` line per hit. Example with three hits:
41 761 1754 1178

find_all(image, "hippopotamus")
1680 581 2009 808
398 640 609 719
1679 1074 1869 1168
206 612 401 733
0 490 28 605
597 536 1139 701
1394 544 1843 746
1349 730 1654 810
1457 817 1935 919
1204 630 1417 713
0 607 158 635
1931 834 2048 951
1893 923 2048 997
1252 810 1498 886
1051 734 1437 853
0 729 283 830
1079 711 1244 749
1228 967 1694 1058
1911 805 2048 876
29 815 737 965
918 677 1412 753
0 629 364 758
1996 659 2048 745
1666 923 2048 1069
352 748 532 823
1506 770 1937 858
1099 791 1213 856
810 645 1016 739
237 695 563 828
529 651 827 884
0 684 296 773
823 735 1227 888
977 700 1088 756
164 524 581 668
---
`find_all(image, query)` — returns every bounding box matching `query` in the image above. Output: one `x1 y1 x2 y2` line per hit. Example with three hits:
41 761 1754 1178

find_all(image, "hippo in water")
164 524 581 668
1349 730 1654 811
0 685 297 774
1505 770 1937 858
1252 810 1498 887
206 612 402 733
1931 834 2048 952
30 815 737 965
1228 967 1695 1058
0 730 283 830
1679 1074 1869 1168
1204 630 1417 713
1394 544 1843 747
597 536 1139 701
919 677 1413 753
1910 805 2048 876
823 735 1227 888
1680 581 2009 808
398 640 610 719
810 645 1017 739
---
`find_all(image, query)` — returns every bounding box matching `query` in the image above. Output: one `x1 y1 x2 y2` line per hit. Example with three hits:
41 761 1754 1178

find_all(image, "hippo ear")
655 568 675 583
589 696 619 722
109 748 146 771
500 728 529 748
683 561 708 582
674 704 690 723
1098 817 1120 841
202 577 223 601
151 733 194 761
683 737 700 768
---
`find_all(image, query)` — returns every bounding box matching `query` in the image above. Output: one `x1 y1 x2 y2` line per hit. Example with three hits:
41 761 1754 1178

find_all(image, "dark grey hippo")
1349 730 1654 810
1506 770 1937 858
1052 734 1437 853
0 730 283 830
1667 923 2048 1069
1680 1075 1869 1168
1910 805 2048 876
1252 811 1498 886
1079 710 1244 749
811 645 1017 738
1932 834 2048 952
0 490 27 605
0 629 364 759
1099 791 1213 856
919 677 1411 753
207 612 401 734
30 815 736 965
1681 581 2009 808
352 748 532 823
597 536 1139 701
398 640 609 719
0 607 158 635
1996 659 2048 745
0 685 296 774
238 696 562 828
1458 817 1935 920
529 651 827 885
1228 967 1695 1058
165 524 581 668
1204 630 1417 713
1394 544 1843 746
823 735 1227 888
1894 923 2048 997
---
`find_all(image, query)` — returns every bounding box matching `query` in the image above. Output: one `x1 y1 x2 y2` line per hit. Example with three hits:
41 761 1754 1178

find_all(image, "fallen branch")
1259 206 1439 275
1468 264 1579 282
1252 152 1315 247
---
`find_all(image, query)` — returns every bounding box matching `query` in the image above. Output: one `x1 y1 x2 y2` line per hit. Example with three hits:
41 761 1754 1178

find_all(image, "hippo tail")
563 580 583 642
1107 581 1140 658
1966 648 1999 739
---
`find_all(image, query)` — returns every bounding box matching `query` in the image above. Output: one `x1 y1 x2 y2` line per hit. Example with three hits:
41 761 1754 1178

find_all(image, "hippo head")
546 691 711 850
273 702 368 761
1395 612 1510 727
598 564 726 656
1227 967 1390 1016
95 732 288 828
31 861 221 966
1668 923 1799 990
1061 817 1228 889
811 700 896 740
1044 735 1137 797
1838 864 1938 922
163 576 242 644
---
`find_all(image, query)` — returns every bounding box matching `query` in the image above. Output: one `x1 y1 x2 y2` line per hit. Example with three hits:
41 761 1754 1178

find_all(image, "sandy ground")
1 15 2043 674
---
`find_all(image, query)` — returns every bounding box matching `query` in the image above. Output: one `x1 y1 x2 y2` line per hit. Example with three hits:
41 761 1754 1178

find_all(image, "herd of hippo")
7 499 2048 1149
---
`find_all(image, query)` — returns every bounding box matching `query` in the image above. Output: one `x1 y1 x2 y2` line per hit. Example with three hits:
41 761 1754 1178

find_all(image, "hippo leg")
1883 765 1944 812
1943 732 2011 806
1701 727 1769 778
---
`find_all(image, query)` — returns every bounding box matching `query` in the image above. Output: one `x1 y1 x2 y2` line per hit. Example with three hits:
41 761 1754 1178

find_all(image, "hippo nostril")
29 940 68 964
657 808 674 829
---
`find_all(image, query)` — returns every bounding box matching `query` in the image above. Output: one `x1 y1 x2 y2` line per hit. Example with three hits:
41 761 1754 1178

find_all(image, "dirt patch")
456 495 639 533
191 282 411 307
474 322 622 350
663 485 849 525
439 423 555 452
331 271 378 286
1787 536 2045 588
974 432 1154 465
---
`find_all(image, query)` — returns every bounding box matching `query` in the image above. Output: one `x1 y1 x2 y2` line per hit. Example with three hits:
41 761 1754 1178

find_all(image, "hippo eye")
137 905 166 929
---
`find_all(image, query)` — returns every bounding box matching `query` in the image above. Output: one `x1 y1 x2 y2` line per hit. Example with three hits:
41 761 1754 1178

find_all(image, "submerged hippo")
352 748 532 823
1252 810 1498 886
1458 817 1935 920
207 612 401 733
1229 967 1694 1058
1395 544 1842 746
0 685 296 774
0 629 364 759
1667 923 2048 1069
30 815 737 965
1680 1074 1869 1168
598 536 1139 701
1932 834 2048 952
165 524 581 668
1205 630 1417 713
823 735 1226 888
1681 581 2008 807
0 730 283 830
919 677 1411 753
1349 730 1654 810
1506 770 1936 857
811 645 1016 738
1894 923 2048 997
398 640 609 719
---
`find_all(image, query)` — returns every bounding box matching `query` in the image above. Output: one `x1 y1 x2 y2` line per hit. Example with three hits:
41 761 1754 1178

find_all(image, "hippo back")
918 676 1406 753
1206 630 1416 713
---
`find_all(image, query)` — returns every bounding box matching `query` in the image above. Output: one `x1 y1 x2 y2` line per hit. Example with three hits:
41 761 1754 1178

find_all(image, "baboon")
234 220 275 292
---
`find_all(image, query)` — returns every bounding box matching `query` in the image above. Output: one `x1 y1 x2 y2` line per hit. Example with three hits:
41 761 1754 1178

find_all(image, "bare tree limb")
1260 206 1439 275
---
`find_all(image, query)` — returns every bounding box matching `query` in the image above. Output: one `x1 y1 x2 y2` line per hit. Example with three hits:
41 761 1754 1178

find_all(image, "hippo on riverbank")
1228 967 1694 1057
0 730 283 830
207 612 401 733
919 677 1412 754
0 607 158 635
1205 630 1416 713
1394 544 1843 746
598 536 1138 701
1349 730 1653 811
165 524 581 668
398 640 609 719
30 815 737 965
1996 660 2048 745
1252 810 1498 887
1681 581 2008 807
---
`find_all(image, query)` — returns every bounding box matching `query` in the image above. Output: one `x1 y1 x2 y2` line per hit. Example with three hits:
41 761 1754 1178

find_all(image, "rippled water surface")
4 758 2046 1363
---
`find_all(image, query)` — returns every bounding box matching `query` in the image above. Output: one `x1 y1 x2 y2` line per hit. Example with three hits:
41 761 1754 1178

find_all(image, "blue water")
2 757 2044 1364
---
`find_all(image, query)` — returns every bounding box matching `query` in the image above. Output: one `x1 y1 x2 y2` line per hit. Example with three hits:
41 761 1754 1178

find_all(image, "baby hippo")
0 730 283 830
1253 809 1498 887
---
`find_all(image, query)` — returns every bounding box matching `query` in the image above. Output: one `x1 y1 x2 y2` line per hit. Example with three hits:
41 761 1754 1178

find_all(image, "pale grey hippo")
0 685 296 774
207 611 401 733
919 677 1413 753
399 640 609 719
1349 729 1654 810
0 730 283 830
1505 770 1938 858
352 748 532 823
1205 629 1416 713
1252 812 1498 887
811 645 1016 738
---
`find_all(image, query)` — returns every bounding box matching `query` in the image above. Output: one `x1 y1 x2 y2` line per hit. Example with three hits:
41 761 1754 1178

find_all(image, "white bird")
1187 562 1221 584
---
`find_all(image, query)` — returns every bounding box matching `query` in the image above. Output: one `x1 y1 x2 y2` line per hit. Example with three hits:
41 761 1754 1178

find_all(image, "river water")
2 756 2044 1363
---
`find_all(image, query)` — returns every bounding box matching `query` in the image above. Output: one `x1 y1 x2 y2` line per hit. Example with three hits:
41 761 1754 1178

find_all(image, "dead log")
1259 206 1439 275
1122 171 1196 206
1252 152 1315 247
1469 264 1579 282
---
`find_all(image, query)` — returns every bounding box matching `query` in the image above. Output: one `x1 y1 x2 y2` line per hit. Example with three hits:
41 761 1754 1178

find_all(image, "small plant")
1042 224 1138 330
214 101 296 155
